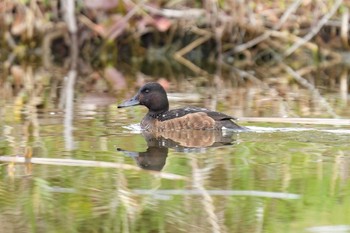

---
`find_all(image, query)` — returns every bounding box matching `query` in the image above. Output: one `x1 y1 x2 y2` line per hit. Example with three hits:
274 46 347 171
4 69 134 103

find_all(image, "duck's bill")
118 95 140 108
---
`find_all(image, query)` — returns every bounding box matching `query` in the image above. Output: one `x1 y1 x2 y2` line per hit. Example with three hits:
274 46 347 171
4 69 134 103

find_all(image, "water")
0 65 350 233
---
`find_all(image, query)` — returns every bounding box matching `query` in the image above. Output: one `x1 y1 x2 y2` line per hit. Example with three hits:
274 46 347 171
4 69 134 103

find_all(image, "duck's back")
141 107 246 131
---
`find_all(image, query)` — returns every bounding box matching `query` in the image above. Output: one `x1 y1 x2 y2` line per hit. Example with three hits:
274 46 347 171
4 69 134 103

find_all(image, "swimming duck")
118 82 246 131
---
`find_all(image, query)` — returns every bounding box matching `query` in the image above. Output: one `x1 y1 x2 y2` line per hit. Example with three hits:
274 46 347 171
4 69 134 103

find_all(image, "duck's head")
118 82 169 115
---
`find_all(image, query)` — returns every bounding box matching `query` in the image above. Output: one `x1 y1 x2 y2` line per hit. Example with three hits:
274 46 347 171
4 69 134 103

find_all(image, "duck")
118 82 247 131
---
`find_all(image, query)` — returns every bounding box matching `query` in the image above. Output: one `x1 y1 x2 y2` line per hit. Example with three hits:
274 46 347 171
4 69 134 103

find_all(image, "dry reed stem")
284 0 343 57
282 64 340 118
240 117 350 125
0 156 187 180
78 15 105 36
233 32 271 54
61 0 77 34
341 7 349 48
174 27 211 75
132 189 301 199
106 2 141 40
232 67 292 117
273 0 304 30
142 4 205 19
340 69 348 101
191 156 221 233
233 0 303 53
63 70 76 150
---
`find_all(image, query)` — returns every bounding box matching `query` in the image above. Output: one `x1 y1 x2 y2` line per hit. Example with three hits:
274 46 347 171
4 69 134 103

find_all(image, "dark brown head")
118 82 169 115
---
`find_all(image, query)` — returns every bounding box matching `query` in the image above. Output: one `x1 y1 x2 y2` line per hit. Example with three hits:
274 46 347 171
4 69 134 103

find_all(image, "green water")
0 66 350 233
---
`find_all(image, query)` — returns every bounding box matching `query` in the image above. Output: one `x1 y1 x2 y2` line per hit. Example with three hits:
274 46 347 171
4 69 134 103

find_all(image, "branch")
284 0 343 57
233 0 303 53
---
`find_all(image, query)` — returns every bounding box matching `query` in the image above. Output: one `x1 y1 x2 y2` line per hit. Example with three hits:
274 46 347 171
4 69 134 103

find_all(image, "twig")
191 157 221 233
4 31 16 49
284 0 343 57
270 30 342 63
282 64 340 118
0 156 139 168
340 69 348 101
41 22 68 68
133 189 301 199
239 117 350 125
0 156 187 180
142 4 205 19
61 0 77 33
106 4 140 40
173 27 211 74
273 0 303 30
78 14 106 37
341 7 349 48
233 32 271 53
232 67 293 117
63 70 76 150
233 0 303 53
175 27 212 57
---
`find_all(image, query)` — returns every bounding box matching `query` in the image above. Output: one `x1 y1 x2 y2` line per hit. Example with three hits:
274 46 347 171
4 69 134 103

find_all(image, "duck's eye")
144 89 150 93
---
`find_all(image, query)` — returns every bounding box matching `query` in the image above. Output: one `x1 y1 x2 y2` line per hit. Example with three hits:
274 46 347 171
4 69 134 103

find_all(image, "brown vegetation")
1 0 349 68
0 1 349 112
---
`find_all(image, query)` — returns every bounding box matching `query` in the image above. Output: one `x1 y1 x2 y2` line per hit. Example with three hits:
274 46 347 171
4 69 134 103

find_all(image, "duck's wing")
192 108 248 130
158 107 237 121
157 107 246 130
156 107 208 121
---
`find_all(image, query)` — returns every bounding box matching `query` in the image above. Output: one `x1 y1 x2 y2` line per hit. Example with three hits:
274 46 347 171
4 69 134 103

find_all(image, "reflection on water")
119 125 350 172
0 63 349 233
118 129 238 171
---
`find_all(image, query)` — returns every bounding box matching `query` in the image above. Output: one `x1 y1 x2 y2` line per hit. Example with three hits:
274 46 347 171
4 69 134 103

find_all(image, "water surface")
0 65 350 233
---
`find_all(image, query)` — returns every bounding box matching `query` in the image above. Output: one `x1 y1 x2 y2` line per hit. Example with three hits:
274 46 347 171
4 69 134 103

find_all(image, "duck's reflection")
117 146 168 171
117 130 238 171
